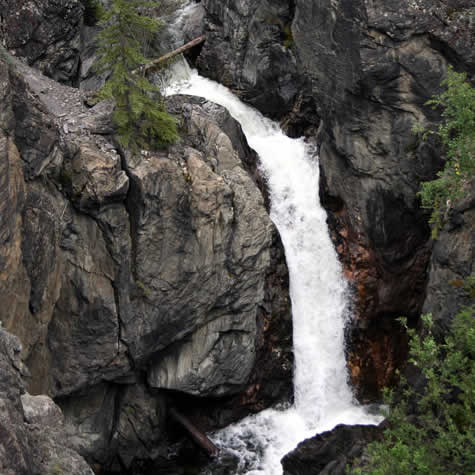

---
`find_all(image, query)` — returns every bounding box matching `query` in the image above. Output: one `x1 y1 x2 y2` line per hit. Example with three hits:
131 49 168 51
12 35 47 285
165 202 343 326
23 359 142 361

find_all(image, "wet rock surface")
281 423 384 475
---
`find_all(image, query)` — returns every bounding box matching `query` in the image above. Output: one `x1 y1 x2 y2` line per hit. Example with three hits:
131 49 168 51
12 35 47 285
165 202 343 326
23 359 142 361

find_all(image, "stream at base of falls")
163 59 383 474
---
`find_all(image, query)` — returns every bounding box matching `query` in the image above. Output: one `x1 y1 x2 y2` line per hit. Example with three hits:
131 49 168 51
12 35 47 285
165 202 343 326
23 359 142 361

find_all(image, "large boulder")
281 423 383 475
0 47 274 397
121 96 273 397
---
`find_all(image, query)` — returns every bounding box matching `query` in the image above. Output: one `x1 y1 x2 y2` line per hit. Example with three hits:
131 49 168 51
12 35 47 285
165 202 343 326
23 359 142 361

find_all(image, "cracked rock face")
125 96 273 396
0 328 94 475
71 143 129 211
198 0 302 120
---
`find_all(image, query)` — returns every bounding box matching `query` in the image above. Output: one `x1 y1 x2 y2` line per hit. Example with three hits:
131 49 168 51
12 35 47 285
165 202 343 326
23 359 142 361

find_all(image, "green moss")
136 280 151 298
57 168 73 189
416 67 475 238
282 24 294 48
350 303 475 474
264 16 282 25
48 463 64 475
264 17 294 48
446 7 457 19
0 45 16 67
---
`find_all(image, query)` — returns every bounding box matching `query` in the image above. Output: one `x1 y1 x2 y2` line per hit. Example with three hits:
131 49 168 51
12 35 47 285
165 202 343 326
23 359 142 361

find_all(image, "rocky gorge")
0 0 473 474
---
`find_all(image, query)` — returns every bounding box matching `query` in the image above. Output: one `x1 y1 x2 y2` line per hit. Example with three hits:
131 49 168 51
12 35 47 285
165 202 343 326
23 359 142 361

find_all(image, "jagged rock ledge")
281 423 384 475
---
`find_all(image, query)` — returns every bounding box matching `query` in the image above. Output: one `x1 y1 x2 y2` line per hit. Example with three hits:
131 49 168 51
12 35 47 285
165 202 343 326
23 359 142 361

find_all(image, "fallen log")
132 35 206 75
169 407 219 457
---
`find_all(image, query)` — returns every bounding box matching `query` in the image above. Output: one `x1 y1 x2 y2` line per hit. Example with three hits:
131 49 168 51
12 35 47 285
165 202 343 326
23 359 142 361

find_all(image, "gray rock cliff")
0 0 84 84
0 41 292 470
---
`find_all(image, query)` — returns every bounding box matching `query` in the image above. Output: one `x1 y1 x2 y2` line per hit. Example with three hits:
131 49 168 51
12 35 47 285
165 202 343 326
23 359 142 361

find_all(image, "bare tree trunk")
169 407 219 457
133 35 206 75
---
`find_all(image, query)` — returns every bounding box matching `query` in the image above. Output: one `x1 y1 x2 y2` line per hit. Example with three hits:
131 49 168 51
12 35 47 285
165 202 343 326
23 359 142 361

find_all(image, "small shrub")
351 304 475 474
416 67 475 238
136 280 151 298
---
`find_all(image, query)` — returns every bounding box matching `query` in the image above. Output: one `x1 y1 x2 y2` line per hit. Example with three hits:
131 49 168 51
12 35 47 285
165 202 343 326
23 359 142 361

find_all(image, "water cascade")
165 63 383 473
161 2 383 463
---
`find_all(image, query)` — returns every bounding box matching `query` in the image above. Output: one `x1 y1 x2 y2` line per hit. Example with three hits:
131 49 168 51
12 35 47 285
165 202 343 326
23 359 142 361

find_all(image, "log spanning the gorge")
132 35 206 76
169 407 219 457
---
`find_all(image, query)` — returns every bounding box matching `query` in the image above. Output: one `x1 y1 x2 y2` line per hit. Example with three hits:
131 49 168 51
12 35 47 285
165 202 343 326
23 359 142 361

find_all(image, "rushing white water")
163 1 199 48
165 61 383 474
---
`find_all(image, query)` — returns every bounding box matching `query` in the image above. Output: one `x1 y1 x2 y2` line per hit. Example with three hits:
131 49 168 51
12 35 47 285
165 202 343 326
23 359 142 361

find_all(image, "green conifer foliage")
95 0 178 151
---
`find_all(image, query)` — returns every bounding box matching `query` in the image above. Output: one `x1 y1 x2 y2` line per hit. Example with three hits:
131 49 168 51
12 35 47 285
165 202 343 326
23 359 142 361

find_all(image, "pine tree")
95 0 178 151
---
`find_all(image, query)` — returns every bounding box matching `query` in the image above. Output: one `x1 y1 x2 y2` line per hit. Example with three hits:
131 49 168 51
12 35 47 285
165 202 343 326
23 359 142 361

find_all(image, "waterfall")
160 10 383 474
165 63 383 474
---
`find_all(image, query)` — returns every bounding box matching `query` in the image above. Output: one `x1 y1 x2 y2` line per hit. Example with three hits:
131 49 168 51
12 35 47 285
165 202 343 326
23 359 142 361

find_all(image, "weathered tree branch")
169 407 219 457
133 35 206 75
